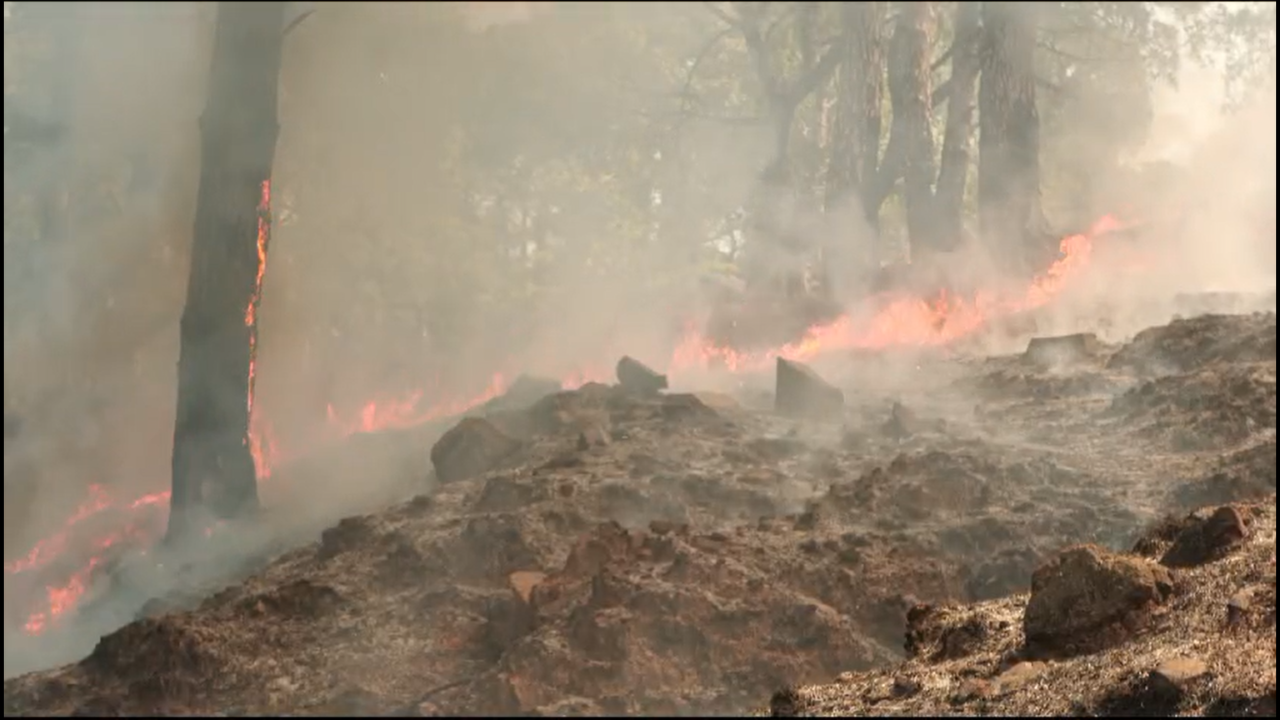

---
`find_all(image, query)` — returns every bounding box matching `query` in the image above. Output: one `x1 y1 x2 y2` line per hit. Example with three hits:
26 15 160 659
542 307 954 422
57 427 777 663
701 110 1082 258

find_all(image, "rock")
1160 505 1250 568
615 356 668 394
993 661 1047 694
508 571 546 604
775 358 844 420
430 417 523 485
1023 333 1100 368
882 401 921 440
1150 656 1209 699
1024 544 1175 655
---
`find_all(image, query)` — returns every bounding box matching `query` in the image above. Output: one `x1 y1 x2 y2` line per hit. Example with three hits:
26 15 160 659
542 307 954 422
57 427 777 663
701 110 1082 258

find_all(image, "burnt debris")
775 358 844 420
1023 333 1100 369
616 356 668 395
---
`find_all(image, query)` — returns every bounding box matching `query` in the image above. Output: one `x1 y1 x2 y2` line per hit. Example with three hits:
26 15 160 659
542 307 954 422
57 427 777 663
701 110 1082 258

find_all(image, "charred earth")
3 310 1277 716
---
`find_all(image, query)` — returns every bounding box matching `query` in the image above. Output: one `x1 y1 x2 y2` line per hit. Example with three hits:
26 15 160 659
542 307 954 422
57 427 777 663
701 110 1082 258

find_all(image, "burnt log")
616 356 668 395
168 2 287 541
775 358 844 420
1023 333 1100 369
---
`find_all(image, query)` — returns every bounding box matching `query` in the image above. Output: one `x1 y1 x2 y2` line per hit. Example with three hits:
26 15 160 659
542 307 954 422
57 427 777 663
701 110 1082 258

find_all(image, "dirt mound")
1108 363 1276 451
1172 440 1278 509
770 499 1276 717
1107 312 1276 376
4 312 1277 716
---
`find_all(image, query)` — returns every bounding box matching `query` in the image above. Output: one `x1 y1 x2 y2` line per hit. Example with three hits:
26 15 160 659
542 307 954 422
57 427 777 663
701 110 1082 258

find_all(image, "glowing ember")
5 216 1121 638
246 180 273 479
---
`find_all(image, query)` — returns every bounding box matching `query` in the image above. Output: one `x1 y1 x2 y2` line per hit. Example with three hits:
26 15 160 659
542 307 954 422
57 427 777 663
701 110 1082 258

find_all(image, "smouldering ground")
3 306 1276 716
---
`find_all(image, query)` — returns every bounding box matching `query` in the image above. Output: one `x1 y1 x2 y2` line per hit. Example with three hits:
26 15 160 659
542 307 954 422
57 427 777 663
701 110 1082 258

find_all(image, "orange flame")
246 180 272 478
5 216 1121 637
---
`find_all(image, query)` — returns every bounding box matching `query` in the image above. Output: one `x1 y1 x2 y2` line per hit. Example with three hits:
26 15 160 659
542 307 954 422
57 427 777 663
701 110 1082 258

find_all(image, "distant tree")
978 1 1047 275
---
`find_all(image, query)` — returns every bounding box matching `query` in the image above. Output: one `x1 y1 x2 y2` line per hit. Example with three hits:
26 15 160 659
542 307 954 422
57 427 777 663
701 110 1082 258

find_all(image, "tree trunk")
978 1 1045 275
825 0 886 233
933 1 980 250
168 1 286 542
885 1 938 256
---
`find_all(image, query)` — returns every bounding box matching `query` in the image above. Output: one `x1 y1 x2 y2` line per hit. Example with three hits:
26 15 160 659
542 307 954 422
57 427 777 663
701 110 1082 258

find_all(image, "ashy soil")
3 311 1276 717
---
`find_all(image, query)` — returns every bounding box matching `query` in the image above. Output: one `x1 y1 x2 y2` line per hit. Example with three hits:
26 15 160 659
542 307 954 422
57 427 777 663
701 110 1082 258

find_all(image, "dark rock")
1024 544 1175 656
616 356 668 394
882 401 921 439
775 358 844 420
1024 333 1100 368
430 417 523 485
1160 506 1250 568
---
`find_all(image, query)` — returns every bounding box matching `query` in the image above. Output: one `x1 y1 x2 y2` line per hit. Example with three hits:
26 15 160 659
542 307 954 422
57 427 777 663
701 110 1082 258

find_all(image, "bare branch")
931 43 953 72
679 26 737 105
785 35 846 105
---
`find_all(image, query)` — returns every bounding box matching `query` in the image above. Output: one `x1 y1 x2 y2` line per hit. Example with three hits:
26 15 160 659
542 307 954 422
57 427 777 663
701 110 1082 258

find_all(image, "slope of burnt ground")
769 499 1276 717
3 311 1276 716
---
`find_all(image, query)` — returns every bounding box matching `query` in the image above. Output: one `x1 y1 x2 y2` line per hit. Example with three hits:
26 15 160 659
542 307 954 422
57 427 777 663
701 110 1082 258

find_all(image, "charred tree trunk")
884 1 938 256
168 1 286 542
724 1 842 301
825 0 886 234
933 1 981 250
978 1 1046 275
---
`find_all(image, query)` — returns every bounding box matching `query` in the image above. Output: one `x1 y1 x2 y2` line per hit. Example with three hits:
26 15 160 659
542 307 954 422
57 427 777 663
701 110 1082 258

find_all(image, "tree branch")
679 26 736 105
931 43 953 72
784 35 847 105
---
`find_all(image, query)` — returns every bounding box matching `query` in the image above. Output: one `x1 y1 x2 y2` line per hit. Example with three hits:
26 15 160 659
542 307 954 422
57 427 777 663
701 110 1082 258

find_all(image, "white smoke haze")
3 0 1276 681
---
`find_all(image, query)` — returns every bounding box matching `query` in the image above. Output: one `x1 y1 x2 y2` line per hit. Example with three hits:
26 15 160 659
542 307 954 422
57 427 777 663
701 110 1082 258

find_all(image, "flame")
246 180 272 478
5 216 1120 637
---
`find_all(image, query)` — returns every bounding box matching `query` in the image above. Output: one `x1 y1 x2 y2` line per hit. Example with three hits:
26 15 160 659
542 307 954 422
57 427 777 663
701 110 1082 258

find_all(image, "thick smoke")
3 0 1276 681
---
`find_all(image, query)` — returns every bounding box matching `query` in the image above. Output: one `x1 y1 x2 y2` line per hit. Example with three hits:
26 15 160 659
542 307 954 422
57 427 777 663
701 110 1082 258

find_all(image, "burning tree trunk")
933 1 981 249
168 1 286 542
825 1 886 232
978 1 1046 275
883 1 938 255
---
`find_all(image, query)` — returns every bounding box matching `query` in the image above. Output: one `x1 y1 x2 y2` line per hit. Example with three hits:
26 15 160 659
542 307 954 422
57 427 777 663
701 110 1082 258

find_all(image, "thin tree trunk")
934 0 980 250
825 0 886 233
978 1 1045 275
168 1 286 542
885 1 937 256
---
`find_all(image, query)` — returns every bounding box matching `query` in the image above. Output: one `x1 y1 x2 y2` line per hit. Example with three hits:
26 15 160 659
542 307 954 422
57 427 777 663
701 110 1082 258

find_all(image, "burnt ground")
2 310 1276 717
